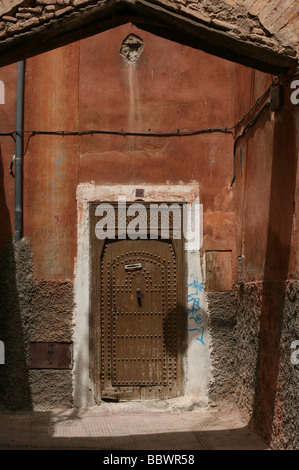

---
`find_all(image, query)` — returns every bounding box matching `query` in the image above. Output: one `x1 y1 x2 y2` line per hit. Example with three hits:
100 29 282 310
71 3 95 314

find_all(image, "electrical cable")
230 100 271 187
3 77 279 180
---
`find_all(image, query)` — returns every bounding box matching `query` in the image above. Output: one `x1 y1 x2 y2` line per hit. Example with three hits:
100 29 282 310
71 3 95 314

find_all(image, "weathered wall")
0 62 17 251
243 0 299 56
0 240 32 411
23 23 238 277
270 280 299 450
24 43 79 279
0 16 298 451
0 43 78 411
232 68 299 448
78 26 240 408
0 238 74 410
236 280 299 450
206 291 238 403
0 25 243 410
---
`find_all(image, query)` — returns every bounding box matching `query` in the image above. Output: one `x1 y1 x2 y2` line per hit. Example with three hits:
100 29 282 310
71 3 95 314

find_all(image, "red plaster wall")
77 25 239 283
233 68 297 283
0 23 237 281
232 66 298 443
78 25 235 187
2 24 294 287
23 44 79 279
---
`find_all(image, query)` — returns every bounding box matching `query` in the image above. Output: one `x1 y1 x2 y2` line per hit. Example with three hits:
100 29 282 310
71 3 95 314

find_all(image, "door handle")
125 263 142 271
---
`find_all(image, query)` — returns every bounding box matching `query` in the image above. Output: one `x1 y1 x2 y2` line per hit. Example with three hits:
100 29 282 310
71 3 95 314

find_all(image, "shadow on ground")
0 406 269 450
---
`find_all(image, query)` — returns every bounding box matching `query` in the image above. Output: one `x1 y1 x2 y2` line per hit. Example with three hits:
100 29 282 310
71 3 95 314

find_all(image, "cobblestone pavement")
0 401 269 450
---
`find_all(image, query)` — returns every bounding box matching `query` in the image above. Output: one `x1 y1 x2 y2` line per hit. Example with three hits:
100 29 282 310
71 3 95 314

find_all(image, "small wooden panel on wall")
205 250 233 291
30 342 73 369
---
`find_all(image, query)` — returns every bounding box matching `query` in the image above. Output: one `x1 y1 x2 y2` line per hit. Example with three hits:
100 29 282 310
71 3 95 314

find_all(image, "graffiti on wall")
186 277 205 345
55 214 71 225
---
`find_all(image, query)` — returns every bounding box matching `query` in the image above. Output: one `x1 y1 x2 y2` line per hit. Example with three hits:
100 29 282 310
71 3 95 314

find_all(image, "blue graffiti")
188 279 203 295
187 293 200 304
188 327 205 345
186 278 205 345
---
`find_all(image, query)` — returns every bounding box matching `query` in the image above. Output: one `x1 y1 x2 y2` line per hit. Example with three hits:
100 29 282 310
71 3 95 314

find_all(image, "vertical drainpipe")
14 60 25 243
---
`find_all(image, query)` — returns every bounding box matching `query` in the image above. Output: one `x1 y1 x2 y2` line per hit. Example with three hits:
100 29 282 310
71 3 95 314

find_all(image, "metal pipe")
14 60 25 242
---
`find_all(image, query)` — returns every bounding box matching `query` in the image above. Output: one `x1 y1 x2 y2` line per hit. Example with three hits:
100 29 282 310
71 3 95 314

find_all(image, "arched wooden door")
90 203 185 402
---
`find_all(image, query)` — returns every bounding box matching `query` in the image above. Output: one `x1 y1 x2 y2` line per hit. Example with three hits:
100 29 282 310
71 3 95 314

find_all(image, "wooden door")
90 203 185 402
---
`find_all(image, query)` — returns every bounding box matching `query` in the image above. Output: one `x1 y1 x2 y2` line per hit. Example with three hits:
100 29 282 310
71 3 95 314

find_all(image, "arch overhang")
0 0 297 73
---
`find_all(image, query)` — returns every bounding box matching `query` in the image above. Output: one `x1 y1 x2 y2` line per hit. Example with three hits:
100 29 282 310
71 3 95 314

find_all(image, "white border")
73 183 210 407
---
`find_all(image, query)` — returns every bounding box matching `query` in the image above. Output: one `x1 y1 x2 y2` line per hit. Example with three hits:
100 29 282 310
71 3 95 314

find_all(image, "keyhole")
136 288 142 306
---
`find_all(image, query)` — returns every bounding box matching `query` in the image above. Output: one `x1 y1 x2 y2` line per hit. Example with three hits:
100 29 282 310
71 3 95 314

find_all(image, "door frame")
89 202 186 403
73 183 211 407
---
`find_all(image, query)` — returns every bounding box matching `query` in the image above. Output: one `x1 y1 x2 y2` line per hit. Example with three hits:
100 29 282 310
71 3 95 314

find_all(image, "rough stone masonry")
0 0 297 70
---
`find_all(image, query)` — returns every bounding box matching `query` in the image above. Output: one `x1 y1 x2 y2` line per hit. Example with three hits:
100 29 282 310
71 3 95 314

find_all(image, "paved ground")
0 400 268 450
